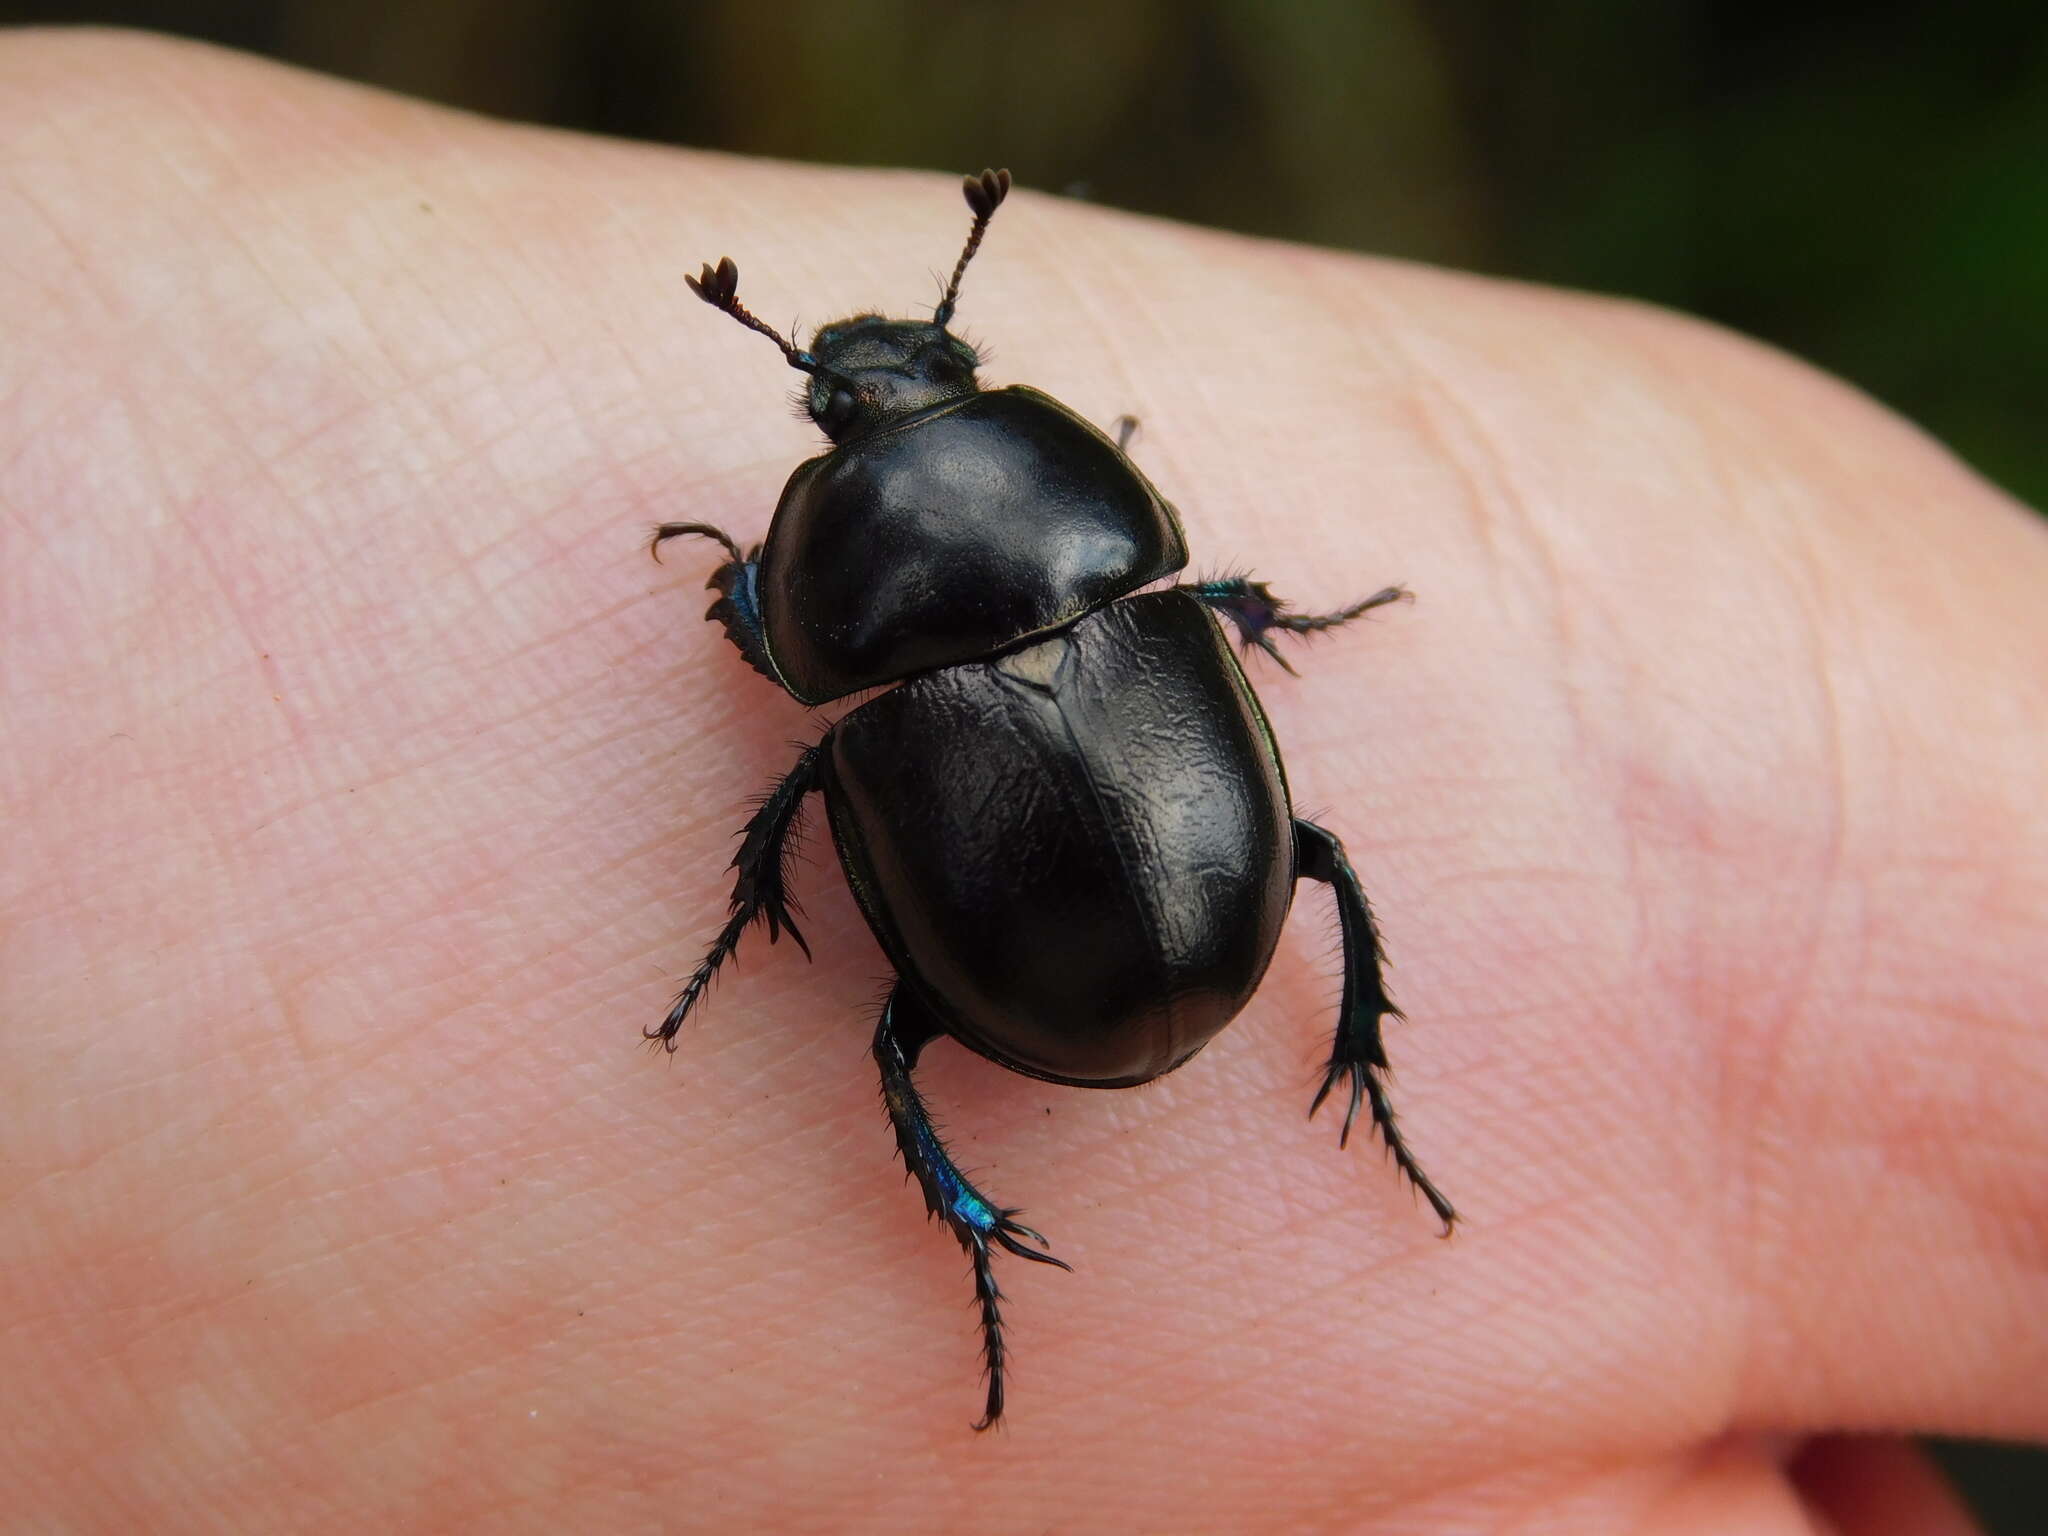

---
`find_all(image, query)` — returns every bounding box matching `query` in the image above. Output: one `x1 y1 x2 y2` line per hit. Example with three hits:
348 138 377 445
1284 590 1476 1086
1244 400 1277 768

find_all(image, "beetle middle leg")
874 982 1071 1430
1185 577 1409 674
1295 818 1457 1234
646 742 823 1049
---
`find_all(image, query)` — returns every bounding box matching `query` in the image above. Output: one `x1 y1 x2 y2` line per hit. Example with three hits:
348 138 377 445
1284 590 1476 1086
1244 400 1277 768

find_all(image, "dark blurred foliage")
6 0 2044 511
1935 1438 2048 1535
4 1 2042 1525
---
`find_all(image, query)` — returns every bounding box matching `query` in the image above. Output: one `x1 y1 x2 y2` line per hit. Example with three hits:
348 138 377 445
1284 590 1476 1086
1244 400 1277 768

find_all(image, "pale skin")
2 30 2042 1536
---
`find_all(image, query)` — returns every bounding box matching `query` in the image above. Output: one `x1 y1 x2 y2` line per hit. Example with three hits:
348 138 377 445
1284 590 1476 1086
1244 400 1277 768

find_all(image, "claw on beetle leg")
648 522 779 684
647 743 823 1049
1184 576 1409 672
873 982 1071 1431
1295 818 1456 1235
649 520 745 565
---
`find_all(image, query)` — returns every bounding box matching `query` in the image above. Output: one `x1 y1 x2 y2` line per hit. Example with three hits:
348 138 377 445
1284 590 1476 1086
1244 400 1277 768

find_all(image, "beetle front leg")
1295 818 1457 1234
1185 576 1409 674
646 742 823 1049
874 983 1071 1431
650 521 778 686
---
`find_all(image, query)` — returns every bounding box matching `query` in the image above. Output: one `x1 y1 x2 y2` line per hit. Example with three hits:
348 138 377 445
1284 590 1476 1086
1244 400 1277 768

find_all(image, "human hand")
3 31 2041 1533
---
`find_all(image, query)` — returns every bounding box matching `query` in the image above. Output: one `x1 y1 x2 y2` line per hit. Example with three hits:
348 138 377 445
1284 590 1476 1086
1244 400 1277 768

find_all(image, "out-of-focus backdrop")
5 1 2041 1526
7 0 2044 514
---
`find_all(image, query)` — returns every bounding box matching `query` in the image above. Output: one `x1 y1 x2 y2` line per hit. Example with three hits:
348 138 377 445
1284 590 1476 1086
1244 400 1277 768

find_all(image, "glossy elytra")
651 168 1455 1429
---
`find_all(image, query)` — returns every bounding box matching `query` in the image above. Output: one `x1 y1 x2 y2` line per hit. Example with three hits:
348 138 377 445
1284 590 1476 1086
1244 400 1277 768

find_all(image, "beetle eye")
821 388 857 432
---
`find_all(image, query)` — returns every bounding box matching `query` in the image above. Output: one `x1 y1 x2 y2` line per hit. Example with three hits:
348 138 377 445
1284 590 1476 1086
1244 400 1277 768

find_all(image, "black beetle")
651 169 1454 1429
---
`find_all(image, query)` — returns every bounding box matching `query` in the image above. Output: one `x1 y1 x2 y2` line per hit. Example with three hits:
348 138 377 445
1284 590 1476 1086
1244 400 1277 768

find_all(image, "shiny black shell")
759 387 1188 704
823 590 1293 1086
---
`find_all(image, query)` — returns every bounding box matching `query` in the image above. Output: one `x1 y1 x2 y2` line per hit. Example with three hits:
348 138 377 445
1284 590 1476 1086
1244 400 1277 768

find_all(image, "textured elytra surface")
826 592 1291 1087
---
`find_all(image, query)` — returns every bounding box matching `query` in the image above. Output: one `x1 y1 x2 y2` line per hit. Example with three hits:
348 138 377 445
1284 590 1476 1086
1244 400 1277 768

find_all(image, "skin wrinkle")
315 342 581 507
1329 300 1761 1446
1345 273 1518 572
1163 243 1328 523
218 575 688 847
1340 295 1667 1105
1674 343 2039 1433
0 357 131 560
0 138 130 328
1032 205 1165 466
1122 1122 1581 1474
1404 362 1589 750
0 179 99 327
1624 332 1857 882
136 495 320 1100
1725 487 1860 1425
1540 331 1810 1441
541 211 750 464
1344 306 1673 1021
356 142 541 384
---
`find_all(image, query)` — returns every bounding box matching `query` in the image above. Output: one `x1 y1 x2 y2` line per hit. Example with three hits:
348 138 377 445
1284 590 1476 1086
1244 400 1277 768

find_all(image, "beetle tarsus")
1186 577 1410 673
1295 819 1456 1234
967 1242 1007 1431
650 520 745 566
874 983 1071 1431
647 744 824 1049
650 523 778 684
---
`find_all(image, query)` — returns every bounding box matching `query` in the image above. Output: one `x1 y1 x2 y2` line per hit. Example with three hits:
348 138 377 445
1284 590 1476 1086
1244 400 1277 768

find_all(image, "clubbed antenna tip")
686 255 815 374
963 166 1011 221
683 254 739 309
934 167 1011 329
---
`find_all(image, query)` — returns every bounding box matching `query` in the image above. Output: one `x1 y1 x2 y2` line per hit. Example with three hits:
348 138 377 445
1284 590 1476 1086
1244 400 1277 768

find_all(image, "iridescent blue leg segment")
650 521 777 685
1296 818 1456 1234
1185 576 1409 674
646 743 822 1049
874 983 1071 1431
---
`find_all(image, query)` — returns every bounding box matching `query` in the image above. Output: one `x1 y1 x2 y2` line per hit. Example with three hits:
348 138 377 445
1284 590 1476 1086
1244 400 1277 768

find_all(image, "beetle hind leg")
1294 818 1457 1233
873 982 1070 1431
1185 576 1409 673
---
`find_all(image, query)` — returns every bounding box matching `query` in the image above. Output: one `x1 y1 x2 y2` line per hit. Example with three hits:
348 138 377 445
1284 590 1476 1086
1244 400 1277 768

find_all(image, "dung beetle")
651 169 1454 1429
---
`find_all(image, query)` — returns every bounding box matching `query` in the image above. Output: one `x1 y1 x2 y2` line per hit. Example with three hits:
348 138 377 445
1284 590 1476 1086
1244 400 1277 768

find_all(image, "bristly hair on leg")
1184 575 1412 675
644 745 824 1050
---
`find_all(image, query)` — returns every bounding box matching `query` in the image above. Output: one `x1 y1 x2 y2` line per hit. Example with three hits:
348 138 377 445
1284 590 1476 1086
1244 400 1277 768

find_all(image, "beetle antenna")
933 167 1010 329
688 257 823 376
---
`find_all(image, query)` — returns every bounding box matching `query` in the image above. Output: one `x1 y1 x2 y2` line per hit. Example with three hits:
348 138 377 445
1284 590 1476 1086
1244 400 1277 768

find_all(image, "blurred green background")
6 1 2040 1526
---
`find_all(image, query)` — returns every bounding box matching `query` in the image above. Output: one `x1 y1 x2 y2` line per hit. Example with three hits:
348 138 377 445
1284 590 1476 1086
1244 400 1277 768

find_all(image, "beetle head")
685 168 1011 444
800 317 982 441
